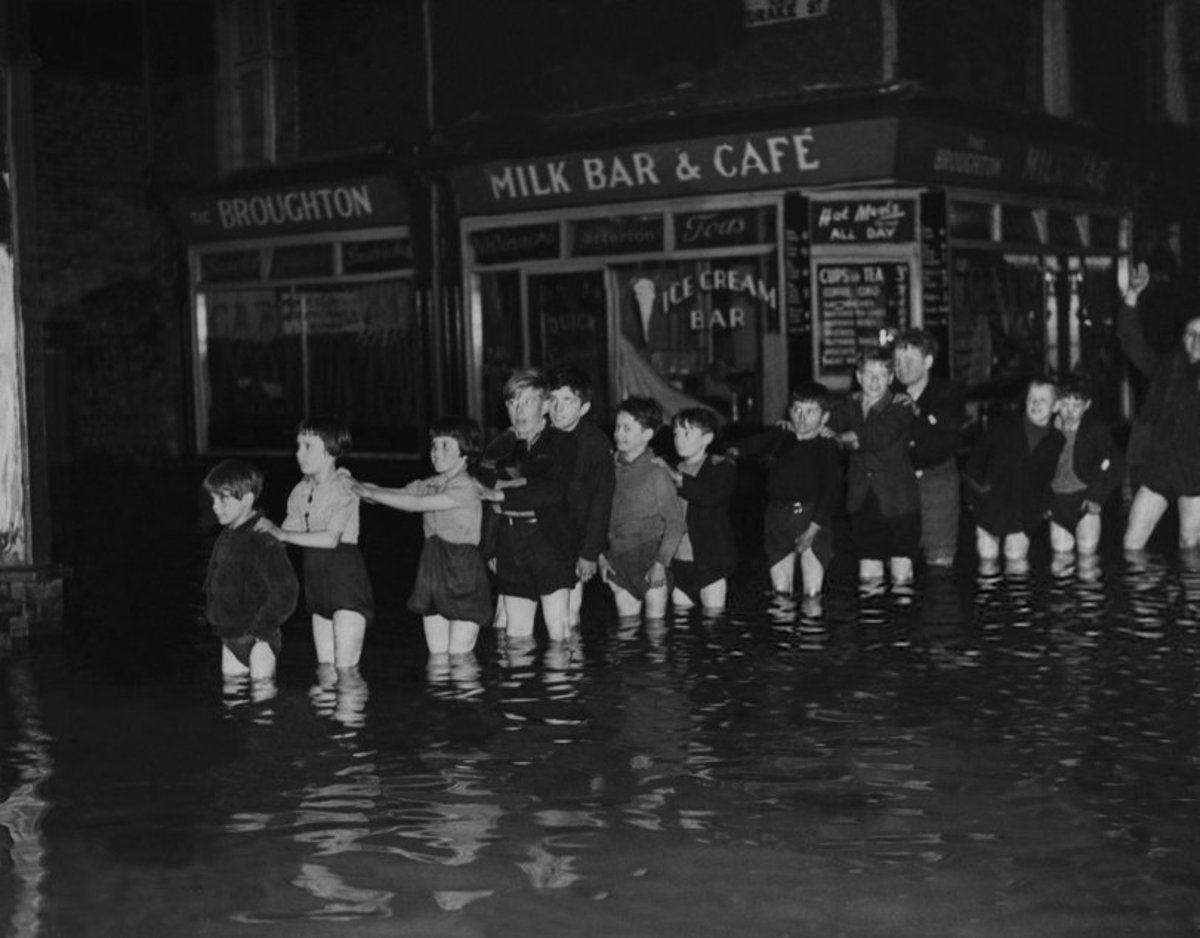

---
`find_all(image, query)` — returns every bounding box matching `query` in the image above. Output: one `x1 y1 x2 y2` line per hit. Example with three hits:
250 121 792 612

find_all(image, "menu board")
783 193 811 333
816 261 910 371
919 191 952 372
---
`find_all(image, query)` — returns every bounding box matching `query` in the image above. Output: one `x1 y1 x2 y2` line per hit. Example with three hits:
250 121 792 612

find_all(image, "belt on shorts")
497 510 538 525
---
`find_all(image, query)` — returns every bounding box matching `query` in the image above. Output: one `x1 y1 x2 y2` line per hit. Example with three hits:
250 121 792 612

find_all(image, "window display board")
807 192 919 381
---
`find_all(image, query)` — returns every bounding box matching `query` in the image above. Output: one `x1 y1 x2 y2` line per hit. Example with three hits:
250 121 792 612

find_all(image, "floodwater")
4 470 1200 936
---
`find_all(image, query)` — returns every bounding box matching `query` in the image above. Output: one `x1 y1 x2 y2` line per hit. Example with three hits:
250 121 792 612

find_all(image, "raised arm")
1117 262 1160 377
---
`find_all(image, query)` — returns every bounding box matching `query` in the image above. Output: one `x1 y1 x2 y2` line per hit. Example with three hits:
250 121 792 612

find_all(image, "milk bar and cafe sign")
173 176 409 243
452 117 1132 216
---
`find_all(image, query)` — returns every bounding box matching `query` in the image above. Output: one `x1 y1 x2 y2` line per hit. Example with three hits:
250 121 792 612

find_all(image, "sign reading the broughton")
174 176 408 243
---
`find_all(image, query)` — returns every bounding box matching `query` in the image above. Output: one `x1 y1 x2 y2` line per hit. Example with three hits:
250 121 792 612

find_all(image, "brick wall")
34 71 184 465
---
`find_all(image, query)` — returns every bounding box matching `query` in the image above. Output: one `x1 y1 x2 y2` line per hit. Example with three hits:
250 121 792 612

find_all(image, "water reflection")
0 661 51 938
9 546 1200 932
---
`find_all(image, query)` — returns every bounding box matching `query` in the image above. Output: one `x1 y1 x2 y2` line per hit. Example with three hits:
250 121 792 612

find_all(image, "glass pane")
301 281 424 453
478 271 523 439
612 256 773 423
237 67 267 165
234 0 268 60
529 272 610 423
202 289 303 449
270 0 293 53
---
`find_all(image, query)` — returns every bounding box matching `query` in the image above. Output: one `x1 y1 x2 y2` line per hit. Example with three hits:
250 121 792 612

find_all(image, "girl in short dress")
355 417 492 657
257 416 374 672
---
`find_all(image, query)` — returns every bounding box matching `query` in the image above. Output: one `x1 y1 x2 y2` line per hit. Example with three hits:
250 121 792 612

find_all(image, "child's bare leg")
859 559 885 582
671 586 695 609
312 614 336 665
798 549 824 596
1124 486 1167 551
1075 513 1101 555
423 614 450 655
975 527 1000 562
770 554 796 594
610 583 642 618
540 588 571 643
331 609 367 670
221 644 250 677
248 641 277 681
1002 532 1030 562
567 581 585 627
1049 520 1075 554
699 578 726 611
447 620 480 655
644 584 669 618
889 556 913 585
1179 495 1200 549
492 596 508 631
502 595 538 638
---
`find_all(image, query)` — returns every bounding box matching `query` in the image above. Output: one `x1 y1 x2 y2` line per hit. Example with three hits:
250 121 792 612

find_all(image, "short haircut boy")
856 346 894 371
789 381 832 411
296 415 352 457
1025 375 1058 399
203 458 263 500
673 406 720 439
429 416 483 469
503 368 548 401
618 395 663 431
1057 375 1092 403
894 328 939 360
546 365 594 404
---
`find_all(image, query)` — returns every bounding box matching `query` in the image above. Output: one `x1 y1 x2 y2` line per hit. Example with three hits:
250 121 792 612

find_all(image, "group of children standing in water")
200 326 1132 685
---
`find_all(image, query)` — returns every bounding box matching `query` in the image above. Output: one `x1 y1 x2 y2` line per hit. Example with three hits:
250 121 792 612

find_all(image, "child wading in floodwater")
203 458 298 682
355 417 493 658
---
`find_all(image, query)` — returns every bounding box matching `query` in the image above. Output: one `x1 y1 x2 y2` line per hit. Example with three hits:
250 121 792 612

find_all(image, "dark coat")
1118 302 1200 493
905 375 967 471
204 511 299 639
733 428 842 530
565 419 615 563
478 423 578 556
964 416 1064 536
1063 413 1125 506
828 390 919 517
677 453 738 578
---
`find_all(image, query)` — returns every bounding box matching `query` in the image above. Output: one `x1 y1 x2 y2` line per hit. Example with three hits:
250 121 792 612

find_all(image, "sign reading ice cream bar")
631 268 778 339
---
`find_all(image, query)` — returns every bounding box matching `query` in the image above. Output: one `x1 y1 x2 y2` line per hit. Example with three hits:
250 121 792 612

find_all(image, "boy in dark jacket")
203 459 299 681
662 407 737 613
1049 376 1124 558
828 348 920 587
964 377 1064 572
730 382 842 598
547 366 615 627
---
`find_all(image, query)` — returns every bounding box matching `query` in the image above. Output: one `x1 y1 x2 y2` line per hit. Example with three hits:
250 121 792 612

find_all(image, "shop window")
199 280 422 451
1001 205 1041 245
477 270 524 438
1047 210 1084 248
1091 214 1120 250
948 201 992 241
217 0 298 171
612 255 776 422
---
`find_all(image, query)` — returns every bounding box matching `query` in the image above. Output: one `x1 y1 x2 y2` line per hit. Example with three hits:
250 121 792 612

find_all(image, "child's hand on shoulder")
352 481 377 503
254 517 284 540
476 480 505 502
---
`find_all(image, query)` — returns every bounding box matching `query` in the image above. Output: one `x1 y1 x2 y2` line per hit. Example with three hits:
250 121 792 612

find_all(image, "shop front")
448 101 1135 435
174 174 428 455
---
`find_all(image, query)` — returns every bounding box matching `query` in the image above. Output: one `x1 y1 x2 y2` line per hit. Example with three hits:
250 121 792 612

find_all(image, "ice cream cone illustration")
631 278 657 345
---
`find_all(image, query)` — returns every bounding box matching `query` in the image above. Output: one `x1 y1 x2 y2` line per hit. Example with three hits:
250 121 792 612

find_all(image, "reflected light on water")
0 662 50 938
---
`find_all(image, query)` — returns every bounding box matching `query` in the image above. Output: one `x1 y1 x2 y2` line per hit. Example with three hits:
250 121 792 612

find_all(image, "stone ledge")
0 564 72 648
